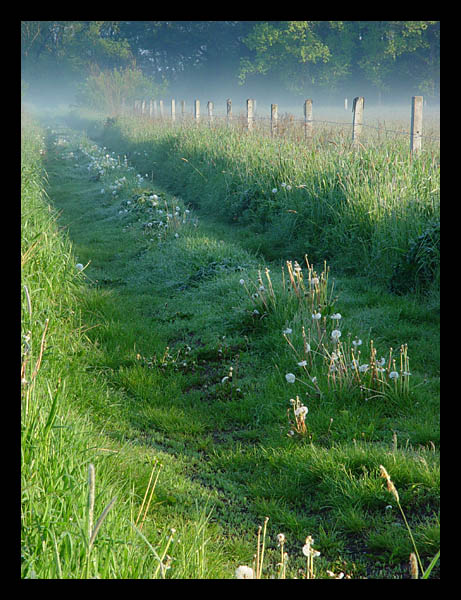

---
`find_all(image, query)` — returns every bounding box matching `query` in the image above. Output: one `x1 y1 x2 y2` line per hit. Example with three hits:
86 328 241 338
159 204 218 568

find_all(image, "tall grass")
24 107 439 578
94 113 440 291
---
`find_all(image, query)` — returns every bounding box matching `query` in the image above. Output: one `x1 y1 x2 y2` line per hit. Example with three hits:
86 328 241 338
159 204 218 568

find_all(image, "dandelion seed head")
235 565 254 579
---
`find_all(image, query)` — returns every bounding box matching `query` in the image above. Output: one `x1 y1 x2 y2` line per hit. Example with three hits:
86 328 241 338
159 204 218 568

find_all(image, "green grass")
21 107 439 579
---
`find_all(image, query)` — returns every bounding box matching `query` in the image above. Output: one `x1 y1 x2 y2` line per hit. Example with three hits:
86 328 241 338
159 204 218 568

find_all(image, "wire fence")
123 96 440 152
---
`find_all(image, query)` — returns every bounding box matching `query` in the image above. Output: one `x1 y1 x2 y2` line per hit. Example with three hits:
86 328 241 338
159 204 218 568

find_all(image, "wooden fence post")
171 99 176 122
410 96 423 155
271 103 278 137
304 99 313 140
194 99 200 124
226 99 232 125
352 96 365 147
207 101 214 126
247 99 254 131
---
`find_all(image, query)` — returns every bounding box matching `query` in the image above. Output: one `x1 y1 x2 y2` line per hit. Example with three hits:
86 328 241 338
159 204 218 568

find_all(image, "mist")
22 21 440 127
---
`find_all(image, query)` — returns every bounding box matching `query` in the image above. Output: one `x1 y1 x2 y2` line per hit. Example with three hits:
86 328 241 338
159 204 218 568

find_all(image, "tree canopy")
21 20 440 105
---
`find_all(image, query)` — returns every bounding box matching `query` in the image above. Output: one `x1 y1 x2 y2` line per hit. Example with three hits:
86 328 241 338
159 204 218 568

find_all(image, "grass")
21 106 439 578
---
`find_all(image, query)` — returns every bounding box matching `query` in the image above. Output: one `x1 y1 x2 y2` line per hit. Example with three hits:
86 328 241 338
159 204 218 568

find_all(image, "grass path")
35 120 439 578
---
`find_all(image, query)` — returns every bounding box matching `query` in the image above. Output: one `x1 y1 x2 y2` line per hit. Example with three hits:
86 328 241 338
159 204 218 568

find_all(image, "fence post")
207 101 214 126
352 96 365 147
304 99 313 141
171 99 176 122
410 96 423 155
271 103 278 137
226 99 232 125
194 99 200 124
247 99 254 131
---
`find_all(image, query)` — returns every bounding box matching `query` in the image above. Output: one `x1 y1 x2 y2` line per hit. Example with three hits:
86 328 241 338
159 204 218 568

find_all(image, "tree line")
21 21 440 106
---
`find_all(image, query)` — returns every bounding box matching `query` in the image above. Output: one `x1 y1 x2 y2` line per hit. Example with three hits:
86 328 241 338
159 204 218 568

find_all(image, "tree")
238 21 334 94
21 21 134 101
237 21 440 100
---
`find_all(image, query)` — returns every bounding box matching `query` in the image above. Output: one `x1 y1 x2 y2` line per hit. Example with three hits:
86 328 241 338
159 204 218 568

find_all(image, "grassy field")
21 106 439 579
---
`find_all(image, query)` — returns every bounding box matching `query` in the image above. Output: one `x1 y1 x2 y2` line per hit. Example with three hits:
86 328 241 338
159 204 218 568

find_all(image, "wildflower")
330 313 342 320
327 570 345 579
389 371 399 379
297 360 307 367
294 405 308 418
286 185 292 191
359 364 369 373
277 533 286 545
331 329 342 341
302 536 320 558
311 277 319 286
76 263 84 271
312 312 322 320
235 565 254 579
174 233 179 238
352 338 362 347
239 279 245 285
285 373 296 383
283 328 292 335
272 188 278 193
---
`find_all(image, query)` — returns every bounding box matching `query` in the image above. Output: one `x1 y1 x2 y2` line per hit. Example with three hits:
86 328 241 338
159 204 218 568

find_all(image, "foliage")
21 21 440 103
238 21 440 98
21 21 133 94
75 65 167 113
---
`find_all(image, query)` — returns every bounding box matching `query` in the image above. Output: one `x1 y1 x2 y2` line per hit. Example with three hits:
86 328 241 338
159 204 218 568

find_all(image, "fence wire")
126 102 440 144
